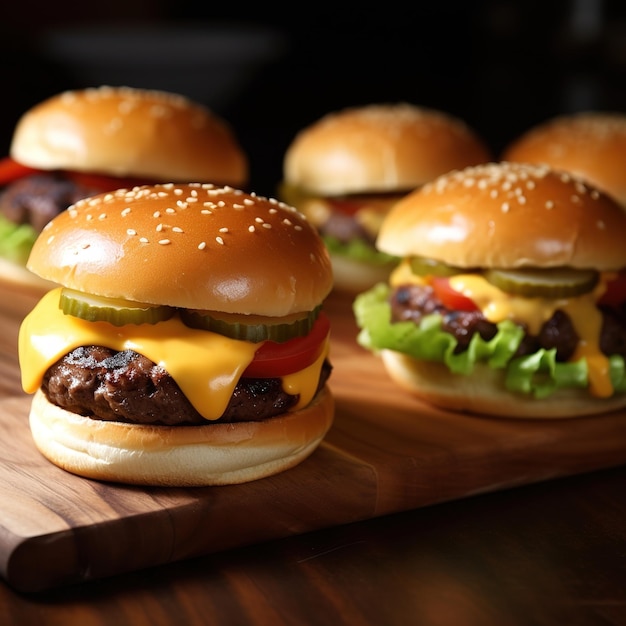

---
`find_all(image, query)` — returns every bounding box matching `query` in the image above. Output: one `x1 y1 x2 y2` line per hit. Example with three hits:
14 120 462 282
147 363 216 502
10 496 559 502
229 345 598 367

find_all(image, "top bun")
27 184 333 316
10 86 248 187
502 112 626 206
377 162 626 271
283 103 491 196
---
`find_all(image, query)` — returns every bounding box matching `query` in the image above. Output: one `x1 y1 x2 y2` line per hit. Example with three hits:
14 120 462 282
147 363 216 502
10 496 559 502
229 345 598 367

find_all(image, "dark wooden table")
1 282 626 624
0 464 624 625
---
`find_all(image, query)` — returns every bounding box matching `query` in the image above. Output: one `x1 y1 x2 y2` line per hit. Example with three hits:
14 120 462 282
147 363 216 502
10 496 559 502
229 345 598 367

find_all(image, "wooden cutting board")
1 284 626 593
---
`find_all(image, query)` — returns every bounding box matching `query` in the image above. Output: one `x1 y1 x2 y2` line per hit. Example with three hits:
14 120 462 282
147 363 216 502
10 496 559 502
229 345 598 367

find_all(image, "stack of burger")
18 184 334 486
354 161 626 419
279 103 491 292
0 86 248 290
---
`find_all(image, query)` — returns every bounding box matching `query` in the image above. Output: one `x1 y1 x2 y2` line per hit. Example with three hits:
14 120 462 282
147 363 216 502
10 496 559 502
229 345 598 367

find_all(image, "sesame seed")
127 229 137 236
172 226 183 233
262 223 272 229
244 198 255 205
255 217 264 223
121 208 131 217
248 225 256 232
156 224 164 232
295 225 303 231
158 239 171 245
98 213 107 220
219 227 229 233
216 236 224 245
153 211 161 218
283 218 293 226
140 237 149 243
170 206 180 212
546 201 555 209
47 235 55 244
501 202 510 213
201 209 212 215
233 203 244 210
198 241 207 250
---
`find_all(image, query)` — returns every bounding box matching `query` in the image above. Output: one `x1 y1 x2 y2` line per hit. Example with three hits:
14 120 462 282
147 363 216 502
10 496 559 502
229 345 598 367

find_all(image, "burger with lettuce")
354 162 626 418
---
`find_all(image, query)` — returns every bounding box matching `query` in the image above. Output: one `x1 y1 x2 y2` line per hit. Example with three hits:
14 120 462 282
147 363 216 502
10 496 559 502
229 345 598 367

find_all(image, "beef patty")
0 174 99 231
390 283 626 361
42 346 332 426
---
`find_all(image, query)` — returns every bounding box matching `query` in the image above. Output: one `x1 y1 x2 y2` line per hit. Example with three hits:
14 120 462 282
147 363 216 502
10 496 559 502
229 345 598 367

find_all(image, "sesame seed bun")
26 183 333 316
502 111 626 206
284 103 492 196
10 86 248 186
377 161 626 270
28 386 334 486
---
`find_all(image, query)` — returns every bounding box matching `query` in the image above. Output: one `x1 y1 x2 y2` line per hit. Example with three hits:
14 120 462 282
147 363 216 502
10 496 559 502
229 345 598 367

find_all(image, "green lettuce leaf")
324 235 398 267
0 214 38 265
353 282 626 399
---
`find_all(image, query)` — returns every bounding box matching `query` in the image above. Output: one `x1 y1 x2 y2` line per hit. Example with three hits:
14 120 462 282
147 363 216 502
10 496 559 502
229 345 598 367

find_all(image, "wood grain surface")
1 283 626 593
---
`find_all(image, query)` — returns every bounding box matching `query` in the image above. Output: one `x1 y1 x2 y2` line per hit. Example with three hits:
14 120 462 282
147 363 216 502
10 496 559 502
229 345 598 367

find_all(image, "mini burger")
279 103 491 292
503 111 626 205
354 162 626 419
18 183 334 486
0 86 248 290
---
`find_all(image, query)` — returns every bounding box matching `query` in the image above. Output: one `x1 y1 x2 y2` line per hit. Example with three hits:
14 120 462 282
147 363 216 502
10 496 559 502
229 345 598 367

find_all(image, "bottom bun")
381 350 626 419
29 387 334 486
330 253 397 293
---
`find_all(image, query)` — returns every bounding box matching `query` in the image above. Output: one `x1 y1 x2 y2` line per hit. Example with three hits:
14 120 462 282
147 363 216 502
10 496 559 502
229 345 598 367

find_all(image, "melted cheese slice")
19 288 329 420
389 262 612 398
449 274 611 397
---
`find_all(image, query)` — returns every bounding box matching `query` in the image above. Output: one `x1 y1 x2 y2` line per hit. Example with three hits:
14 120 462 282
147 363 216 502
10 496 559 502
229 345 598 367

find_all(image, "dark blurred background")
2 0 625 196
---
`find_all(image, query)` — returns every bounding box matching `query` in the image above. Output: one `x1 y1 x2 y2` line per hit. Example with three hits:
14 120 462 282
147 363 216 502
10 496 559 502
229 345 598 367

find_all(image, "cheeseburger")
354 162 626 419
503 111 626 205
0 86 248 290
19 184 334 486
280 103 491 292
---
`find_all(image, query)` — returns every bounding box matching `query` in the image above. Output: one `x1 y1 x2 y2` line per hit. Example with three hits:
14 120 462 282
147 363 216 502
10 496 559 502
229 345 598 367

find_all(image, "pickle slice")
484 267 600 298
409 256 469 277
180 307 321 343
59 288 175 326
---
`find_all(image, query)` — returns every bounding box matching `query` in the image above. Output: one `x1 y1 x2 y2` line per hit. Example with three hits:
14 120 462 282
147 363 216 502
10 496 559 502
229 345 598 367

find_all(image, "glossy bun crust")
503 112 626 206
381 351 626 419
283 103 492 196
29 387 334 486
10 86 248 186
27 184 333 316
377 162 626 271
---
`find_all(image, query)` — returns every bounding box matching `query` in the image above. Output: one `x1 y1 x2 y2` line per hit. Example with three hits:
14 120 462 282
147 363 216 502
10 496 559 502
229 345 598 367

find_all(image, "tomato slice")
327 198 363 216
598 272 626 308
243 312 330 378
0 156 153 192
0 157 40 185
431 277 479 312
